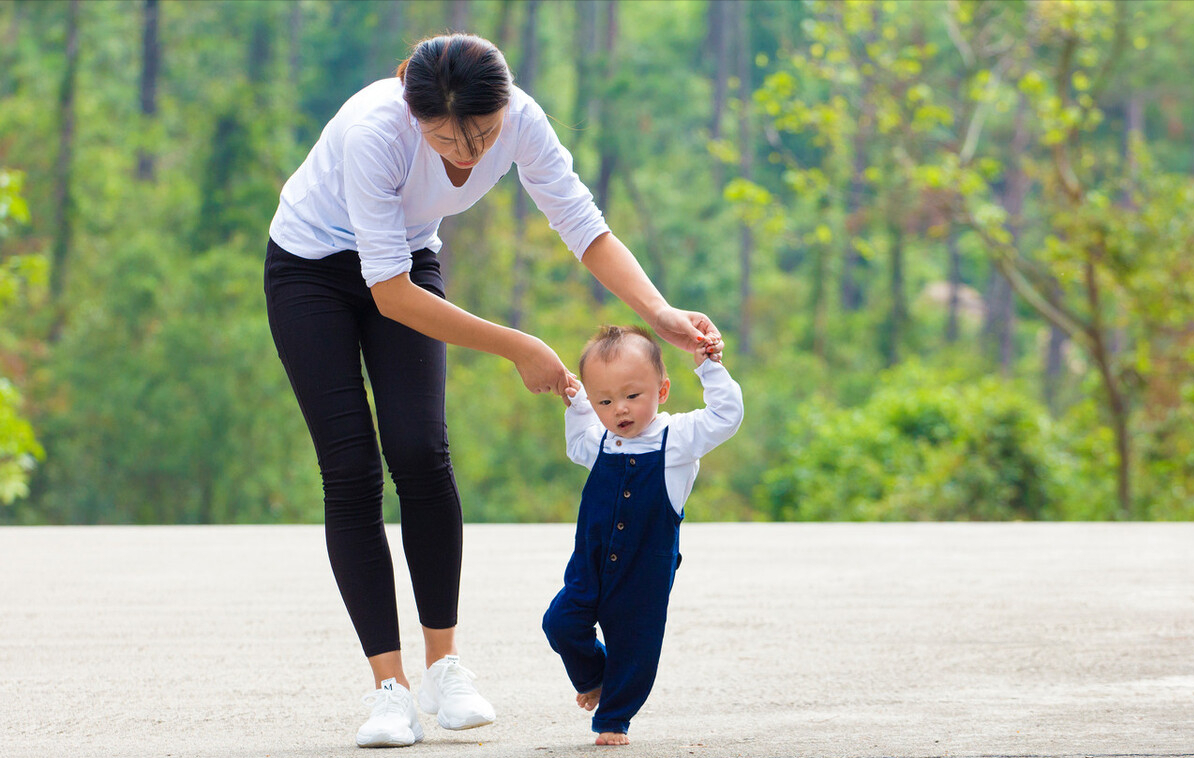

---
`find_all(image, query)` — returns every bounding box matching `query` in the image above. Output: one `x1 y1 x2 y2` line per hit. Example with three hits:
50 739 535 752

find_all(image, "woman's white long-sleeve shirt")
269 79 610 287
564 360 745 515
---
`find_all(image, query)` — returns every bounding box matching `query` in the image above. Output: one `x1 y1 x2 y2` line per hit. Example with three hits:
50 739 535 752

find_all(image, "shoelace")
434 660 481 699
362 685 411 713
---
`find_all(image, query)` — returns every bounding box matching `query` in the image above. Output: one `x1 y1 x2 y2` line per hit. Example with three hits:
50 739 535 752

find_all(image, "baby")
542 325 744 745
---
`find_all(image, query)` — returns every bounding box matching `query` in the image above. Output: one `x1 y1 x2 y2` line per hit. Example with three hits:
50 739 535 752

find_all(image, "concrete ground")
1 522 1192 758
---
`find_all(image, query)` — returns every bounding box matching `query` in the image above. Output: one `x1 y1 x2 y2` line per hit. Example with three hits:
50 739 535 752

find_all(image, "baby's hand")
562 374 580 407
694 334 723 366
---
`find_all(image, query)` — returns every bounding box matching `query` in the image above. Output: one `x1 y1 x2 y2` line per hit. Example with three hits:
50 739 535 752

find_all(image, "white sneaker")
356 678 424 748
418 655 496 730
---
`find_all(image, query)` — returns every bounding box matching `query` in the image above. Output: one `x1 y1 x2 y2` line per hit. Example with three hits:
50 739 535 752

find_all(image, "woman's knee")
320 455 385 511
383 442 455 498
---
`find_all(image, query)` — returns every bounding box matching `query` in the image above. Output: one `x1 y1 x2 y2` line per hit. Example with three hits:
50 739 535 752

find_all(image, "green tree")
742 0 1194 518
0 167 46 507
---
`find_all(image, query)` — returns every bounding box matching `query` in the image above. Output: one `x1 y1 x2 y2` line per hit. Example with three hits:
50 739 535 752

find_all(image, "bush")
760 360 1106 521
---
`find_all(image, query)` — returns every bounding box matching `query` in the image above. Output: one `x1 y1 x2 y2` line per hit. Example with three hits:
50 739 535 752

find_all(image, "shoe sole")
355 735 422 748
436 712 494 731
419 690 494 730
357 724 425 748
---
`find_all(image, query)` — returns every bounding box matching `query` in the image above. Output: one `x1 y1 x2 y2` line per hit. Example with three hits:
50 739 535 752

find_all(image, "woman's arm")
581 232 723 356
371 274 575 396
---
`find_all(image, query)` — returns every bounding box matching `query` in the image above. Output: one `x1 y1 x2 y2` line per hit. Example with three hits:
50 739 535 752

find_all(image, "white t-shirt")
269 79 610 287
564 360 745 515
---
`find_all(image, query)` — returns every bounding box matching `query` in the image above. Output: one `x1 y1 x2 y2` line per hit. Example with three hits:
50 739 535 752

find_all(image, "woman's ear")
658 377 671 405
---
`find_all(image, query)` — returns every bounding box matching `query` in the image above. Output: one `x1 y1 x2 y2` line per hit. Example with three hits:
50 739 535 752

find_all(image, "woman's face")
419 110 506 169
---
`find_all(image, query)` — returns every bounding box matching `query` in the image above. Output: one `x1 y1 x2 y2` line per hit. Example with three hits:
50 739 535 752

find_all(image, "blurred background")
1 0 1192 525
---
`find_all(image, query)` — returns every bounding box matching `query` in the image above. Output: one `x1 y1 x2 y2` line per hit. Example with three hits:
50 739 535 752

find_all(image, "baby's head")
579 325 670 439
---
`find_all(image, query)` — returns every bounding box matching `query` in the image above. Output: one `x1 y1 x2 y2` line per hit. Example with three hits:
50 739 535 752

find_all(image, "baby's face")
583 348 669 439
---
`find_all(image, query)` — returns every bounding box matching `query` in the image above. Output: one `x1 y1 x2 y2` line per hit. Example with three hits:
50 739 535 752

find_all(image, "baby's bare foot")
595 732 630 746
576 687 601 711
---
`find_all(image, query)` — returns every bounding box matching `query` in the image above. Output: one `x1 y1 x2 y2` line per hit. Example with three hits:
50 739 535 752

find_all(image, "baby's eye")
627 393 640 400
598 399 611 406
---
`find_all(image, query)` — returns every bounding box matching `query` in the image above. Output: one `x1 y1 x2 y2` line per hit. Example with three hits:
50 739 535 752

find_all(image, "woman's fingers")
688 312 723 349
513 334 576 397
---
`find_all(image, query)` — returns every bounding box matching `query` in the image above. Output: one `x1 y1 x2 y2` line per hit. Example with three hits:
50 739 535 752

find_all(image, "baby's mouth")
618 420 633 429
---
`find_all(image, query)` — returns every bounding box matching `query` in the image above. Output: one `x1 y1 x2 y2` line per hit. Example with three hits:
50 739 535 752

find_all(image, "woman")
264 33 722 748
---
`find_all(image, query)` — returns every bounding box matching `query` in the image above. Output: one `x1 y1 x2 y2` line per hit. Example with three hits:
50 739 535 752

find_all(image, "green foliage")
3 0 1194 523
35 237 320 523
763 361 1108 521
0 377 42 505
0 166 45 507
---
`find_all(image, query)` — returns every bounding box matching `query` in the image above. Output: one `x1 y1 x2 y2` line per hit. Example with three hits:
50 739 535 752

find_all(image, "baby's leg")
543 588 605 710
590 604 667 735
589 557 674 741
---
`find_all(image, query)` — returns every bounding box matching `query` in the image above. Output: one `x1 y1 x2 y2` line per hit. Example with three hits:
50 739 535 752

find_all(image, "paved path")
2 523 1192 757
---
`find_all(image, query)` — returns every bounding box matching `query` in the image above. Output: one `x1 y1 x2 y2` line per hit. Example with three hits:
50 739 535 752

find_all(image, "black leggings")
264 238 462 657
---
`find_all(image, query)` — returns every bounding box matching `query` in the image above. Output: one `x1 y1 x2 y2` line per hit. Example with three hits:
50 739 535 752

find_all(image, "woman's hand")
512 333 579 398
580 236 724 362
651 307 724 362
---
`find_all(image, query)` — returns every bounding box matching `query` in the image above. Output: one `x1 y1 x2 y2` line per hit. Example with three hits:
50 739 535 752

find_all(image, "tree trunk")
2 0 28 98
49 0 80 337
137 0 160 182
1122 92 1143 208
370 0 405 80
945 227 960 343
736 0 753 356
621 171 665 297
590 0 618 305
571 0 599 155
809 245 828 361
497 0 518 51
1085 255 1132 517
593 0 618 215
841 93 869 313
509 0 539 331
1044 292 1066 414
247 8 272 89
1125 93 1143 184
987 96 1030 374
983 272 1014 371
885 223 906 367
450 0 471 32
707 0 730 189
289 1 303 85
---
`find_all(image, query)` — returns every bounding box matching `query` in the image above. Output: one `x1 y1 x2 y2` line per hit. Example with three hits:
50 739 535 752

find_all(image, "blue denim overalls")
543 427 682 735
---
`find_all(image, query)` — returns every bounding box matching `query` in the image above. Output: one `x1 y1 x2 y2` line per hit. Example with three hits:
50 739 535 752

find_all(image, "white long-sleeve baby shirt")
564 360 745 515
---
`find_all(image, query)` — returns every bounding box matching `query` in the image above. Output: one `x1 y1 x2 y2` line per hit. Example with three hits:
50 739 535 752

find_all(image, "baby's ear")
658 377 671 404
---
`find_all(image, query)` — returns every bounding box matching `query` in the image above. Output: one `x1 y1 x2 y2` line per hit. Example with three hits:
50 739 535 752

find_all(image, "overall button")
617 522 625 530
629 458 636 466
609 553 618 562
623 490 631 498
615 439 622 447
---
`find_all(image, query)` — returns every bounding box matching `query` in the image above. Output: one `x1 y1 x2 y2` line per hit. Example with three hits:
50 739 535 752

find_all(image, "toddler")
542 325 744 745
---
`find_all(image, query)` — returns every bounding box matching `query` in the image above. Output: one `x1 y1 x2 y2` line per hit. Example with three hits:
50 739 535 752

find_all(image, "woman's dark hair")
397 34 512 157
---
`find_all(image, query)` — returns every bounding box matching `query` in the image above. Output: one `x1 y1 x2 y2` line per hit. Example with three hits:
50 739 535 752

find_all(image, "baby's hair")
579 325 667 384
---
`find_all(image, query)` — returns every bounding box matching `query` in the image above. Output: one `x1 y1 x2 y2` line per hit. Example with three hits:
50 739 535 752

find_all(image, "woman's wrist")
494 327 534 362
644 302 674 331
